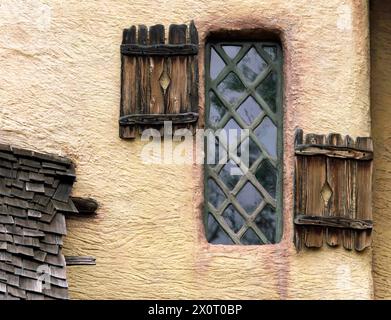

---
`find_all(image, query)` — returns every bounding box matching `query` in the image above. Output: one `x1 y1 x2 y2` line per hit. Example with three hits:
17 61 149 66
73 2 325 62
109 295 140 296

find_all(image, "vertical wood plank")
189 20 199 114
120 26 137 138
325 134 344 247
343 135 356 250
137 25 150 118
149 24 166 115
188 21 199 133
304 134 326 248
167 24 189 114
355 137 373 251
294 129 304 250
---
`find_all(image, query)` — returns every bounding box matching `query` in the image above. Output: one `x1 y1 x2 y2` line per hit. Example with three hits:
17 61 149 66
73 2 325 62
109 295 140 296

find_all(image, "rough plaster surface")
0 0 372 299
371 0 391 300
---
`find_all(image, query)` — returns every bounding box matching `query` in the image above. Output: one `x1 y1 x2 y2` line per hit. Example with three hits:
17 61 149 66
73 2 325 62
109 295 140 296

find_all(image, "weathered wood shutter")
294 129 373 251
119 22 199 138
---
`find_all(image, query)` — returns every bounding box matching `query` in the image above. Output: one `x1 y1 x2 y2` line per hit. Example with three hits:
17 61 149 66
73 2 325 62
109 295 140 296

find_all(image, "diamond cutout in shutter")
208 91 226 125
222 45 241 60
217 72 246 105
237 96 263 126
321 181 333 206
159 66 171 94
236 182 263 214
219 160 243 190
237 47 267 83
222 205 245 233
256 71 278 112
254 204 276 243
207 213 234 245
241 228 262 245
207 179 225 210
255 160 277 198
254 117 277 158
210 48 226 80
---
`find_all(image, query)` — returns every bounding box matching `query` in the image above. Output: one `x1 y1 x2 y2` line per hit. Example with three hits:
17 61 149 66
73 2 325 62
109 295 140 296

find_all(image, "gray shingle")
0 144 77 300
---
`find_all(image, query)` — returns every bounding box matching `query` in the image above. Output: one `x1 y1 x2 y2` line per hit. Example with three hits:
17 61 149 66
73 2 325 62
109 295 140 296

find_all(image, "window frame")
204 40 284 245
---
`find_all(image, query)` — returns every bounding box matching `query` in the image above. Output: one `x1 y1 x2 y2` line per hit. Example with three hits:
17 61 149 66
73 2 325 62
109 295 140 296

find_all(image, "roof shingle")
0 144 77 300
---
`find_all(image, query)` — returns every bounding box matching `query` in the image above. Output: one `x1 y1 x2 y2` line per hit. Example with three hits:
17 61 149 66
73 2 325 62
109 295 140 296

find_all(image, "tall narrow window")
204 41 283 245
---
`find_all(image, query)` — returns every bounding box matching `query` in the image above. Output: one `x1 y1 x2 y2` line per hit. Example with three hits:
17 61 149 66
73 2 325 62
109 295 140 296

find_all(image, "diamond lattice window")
204 41 283 245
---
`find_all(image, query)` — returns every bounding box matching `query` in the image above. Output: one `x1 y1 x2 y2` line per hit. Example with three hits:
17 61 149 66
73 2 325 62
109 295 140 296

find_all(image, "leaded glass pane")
223 45 241 59
263 46 277 61
217 72 246 105
237 47 267 83
219 160 243 190
237 96 263 126
207 179 225 210
255 160 277 198
254 205 276 243
210 48 225 80
205 41 283 245
222 205 245 233
207 213 234 244
256 71 278 112
209 91 226 125
241 228 262 245
237 182 263 214
254 117 277 158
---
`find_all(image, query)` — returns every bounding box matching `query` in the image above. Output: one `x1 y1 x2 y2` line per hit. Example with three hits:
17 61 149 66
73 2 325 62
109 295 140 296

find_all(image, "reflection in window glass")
222 45 241 59
237 47 267 83
210 48 226 80
204 41 283 245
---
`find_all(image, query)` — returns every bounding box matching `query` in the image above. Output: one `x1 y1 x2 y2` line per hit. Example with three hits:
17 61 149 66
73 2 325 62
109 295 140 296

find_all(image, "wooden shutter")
294 129 373 251
119 22 199 138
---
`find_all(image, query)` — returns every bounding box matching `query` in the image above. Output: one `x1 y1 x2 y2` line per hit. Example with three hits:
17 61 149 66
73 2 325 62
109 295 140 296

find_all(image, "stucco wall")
371 0 391 300
0 0 372 299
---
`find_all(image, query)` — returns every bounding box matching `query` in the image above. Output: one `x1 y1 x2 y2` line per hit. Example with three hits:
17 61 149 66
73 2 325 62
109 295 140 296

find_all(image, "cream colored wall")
0 0 372 299
371 0 391 300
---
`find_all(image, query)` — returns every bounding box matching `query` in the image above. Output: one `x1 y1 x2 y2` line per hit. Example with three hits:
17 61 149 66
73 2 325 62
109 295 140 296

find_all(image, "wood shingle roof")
0 144 77 300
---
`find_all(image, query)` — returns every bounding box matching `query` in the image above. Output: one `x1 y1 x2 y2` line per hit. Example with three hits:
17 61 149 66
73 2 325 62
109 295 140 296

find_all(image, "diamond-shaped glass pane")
210 48 225 80
237 96 263 126
256 71 277 112
254 205 276 243
254 117 277 158
236 182 263 214
241 228 261 245
222 205 245 233
255 160 277 198
223 45 241 60
222 118 242 148
207 179 225 209
207 213 234 244
237 47 267 83
237 137 262 169
217 72 246 105
219 160 243 190
263 46 277 61
208 91 226 125
206 137 220 166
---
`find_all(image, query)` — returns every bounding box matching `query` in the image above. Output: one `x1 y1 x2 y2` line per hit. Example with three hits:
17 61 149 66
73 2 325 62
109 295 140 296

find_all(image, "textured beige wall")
0 0 372 299
371 0 391 300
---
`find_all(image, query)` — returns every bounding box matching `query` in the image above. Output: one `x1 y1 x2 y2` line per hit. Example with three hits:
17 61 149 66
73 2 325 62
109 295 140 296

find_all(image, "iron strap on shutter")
294 129 373 251
119 22 199 139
